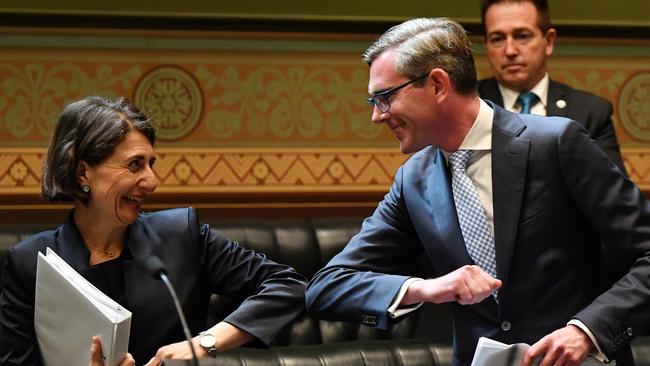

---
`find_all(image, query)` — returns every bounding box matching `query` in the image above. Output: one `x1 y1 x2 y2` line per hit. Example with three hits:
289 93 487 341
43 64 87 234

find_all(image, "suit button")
500 321 512 332
361 315 377 326
627 327 633 337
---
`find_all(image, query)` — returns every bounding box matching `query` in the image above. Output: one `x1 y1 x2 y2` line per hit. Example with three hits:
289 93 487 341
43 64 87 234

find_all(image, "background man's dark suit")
306 103 650 366
478 77 626 172
0 208 306 365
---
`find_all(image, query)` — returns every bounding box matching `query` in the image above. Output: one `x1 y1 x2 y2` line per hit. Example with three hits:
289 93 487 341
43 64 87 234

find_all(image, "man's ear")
76 161 90 186
429 68 451 100
544 28 556 57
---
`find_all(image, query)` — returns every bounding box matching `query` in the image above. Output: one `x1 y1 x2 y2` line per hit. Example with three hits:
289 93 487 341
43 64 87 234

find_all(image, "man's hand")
144 337 206 366
522 325 594 366
401 265 502 305
89 336 135 366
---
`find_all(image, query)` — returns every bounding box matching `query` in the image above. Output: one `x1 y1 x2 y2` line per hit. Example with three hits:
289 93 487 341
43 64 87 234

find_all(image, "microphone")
141 256 200 366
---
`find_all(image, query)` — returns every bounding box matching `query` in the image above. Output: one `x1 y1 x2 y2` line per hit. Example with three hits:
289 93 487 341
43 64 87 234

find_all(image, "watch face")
200 333 216 348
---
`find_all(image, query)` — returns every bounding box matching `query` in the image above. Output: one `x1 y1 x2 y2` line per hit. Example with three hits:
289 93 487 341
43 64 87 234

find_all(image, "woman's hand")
89 336 135 366
144 322 255 366
143 338 206 366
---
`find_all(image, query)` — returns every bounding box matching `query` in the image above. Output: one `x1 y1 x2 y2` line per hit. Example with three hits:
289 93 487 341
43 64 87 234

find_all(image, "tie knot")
517 91 539 114
449 150 472 172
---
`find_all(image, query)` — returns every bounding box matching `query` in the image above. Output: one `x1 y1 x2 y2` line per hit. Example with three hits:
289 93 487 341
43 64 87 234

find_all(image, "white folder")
471 337 614 366
35 247 131 366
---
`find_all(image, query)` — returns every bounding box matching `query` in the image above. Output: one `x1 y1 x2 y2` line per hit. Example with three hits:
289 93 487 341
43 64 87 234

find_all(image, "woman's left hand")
144 322 255 366
143 338 206 366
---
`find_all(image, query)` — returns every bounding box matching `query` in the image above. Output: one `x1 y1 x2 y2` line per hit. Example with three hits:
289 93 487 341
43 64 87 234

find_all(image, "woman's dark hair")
42 96 156 204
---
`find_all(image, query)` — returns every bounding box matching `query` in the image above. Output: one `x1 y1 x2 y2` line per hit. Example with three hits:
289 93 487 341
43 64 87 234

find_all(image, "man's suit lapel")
422 105 531 300
490 104 530 291
425 149 474 266
426 148 499 313
546 80 569 117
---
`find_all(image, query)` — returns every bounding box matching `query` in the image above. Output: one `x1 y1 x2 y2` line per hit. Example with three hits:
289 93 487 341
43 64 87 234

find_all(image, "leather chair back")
165 339 453 366
206 218 446 346
0 218 449 347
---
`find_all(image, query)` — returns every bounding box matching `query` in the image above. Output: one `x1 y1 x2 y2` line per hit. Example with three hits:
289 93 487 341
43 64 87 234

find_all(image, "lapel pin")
555 99 567 109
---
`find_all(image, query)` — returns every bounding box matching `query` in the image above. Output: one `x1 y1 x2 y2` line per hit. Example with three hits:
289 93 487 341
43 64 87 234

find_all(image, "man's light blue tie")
448 150 497 280
516 91 539 114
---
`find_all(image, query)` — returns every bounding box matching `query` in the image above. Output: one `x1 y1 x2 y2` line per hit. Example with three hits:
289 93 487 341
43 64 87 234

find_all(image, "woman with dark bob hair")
0 96 307 366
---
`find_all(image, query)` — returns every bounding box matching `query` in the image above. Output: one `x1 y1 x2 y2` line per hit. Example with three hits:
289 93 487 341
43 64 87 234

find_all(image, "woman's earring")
82 185 91 193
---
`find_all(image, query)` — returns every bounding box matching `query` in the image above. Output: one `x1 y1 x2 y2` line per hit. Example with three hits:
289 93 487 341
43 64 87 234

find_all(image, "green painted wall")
1 0 649 27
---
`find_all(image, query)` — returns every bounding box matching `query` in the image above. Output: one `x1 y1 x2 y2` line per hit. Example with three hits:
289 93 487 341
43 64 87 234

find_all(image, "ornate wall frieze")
0 52 384 146
619 71 650 141
0 147 407 195
2 148 650 197
0 62 140 141
2 32 650 219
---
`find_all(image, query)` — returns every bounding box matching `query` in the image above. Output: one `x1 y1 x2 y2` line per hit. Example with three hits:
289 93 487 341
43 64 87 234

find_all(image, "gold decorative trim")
141 147 408 193
0 147 406 195
619 72 650 141
623 147 650 191
0 148 45 192
134 65 203 141
2 147 650 197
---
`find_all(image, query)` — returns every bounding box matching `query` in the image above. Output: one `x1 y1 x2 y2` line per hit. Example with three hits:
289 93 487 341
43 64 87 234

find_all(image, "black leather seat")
0 218 450 348
3 218 649 366
165 339 453 366
0 223 52 281
205 217 449 346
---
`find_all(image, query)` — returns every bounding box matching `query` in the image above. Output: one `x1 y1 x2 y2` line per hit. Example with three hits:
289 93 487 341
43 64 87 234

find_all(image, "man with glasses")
365 73 429 114
307 17 647 366
478 0 626 173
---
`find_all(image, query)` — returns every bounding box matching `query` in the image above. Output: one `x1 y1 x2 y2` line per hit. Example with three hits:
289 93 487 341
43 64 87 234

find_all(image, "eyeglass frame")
366 73 429 113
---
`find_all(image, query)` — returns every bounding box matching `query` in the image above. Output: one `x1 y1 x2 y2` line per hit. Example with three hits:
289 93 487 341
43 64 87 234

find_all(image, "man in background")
478 0 626 173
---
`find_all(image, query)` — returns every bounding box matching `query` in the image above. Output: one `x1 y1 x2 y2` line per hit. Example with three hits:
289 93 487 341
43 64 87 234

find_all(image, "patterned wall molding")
618 71 650 142
0 49 387 147
2 30 650 219
2 36 650 148
152 147 407 193
0 147 407 195
3 147 650 198
623 148 650 190
0 147 44 193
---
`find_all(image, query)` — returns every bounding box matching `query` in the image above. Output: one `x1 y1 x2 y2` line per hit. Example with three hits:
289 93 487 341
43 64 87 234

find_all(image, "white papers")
35 247 131 366
471 337 529 366
471 337 613 366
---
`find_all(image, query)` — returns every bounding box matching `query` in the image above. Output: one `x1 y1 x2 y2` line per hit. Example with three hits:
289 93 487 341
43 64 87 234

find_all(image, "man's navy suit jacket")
0 208 306 365
306 103 650 366
478 77 625 174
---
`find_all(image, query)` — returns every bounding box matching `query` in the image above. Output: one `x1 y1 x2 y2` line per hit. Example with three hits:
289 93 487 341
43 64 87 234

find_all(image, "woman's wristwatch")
198 331 218 357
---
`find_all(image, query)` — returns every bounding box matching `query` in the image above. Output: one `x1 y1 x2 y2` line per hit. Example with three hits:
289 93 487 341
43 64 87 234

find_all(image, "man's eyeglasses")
366 73 429 113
